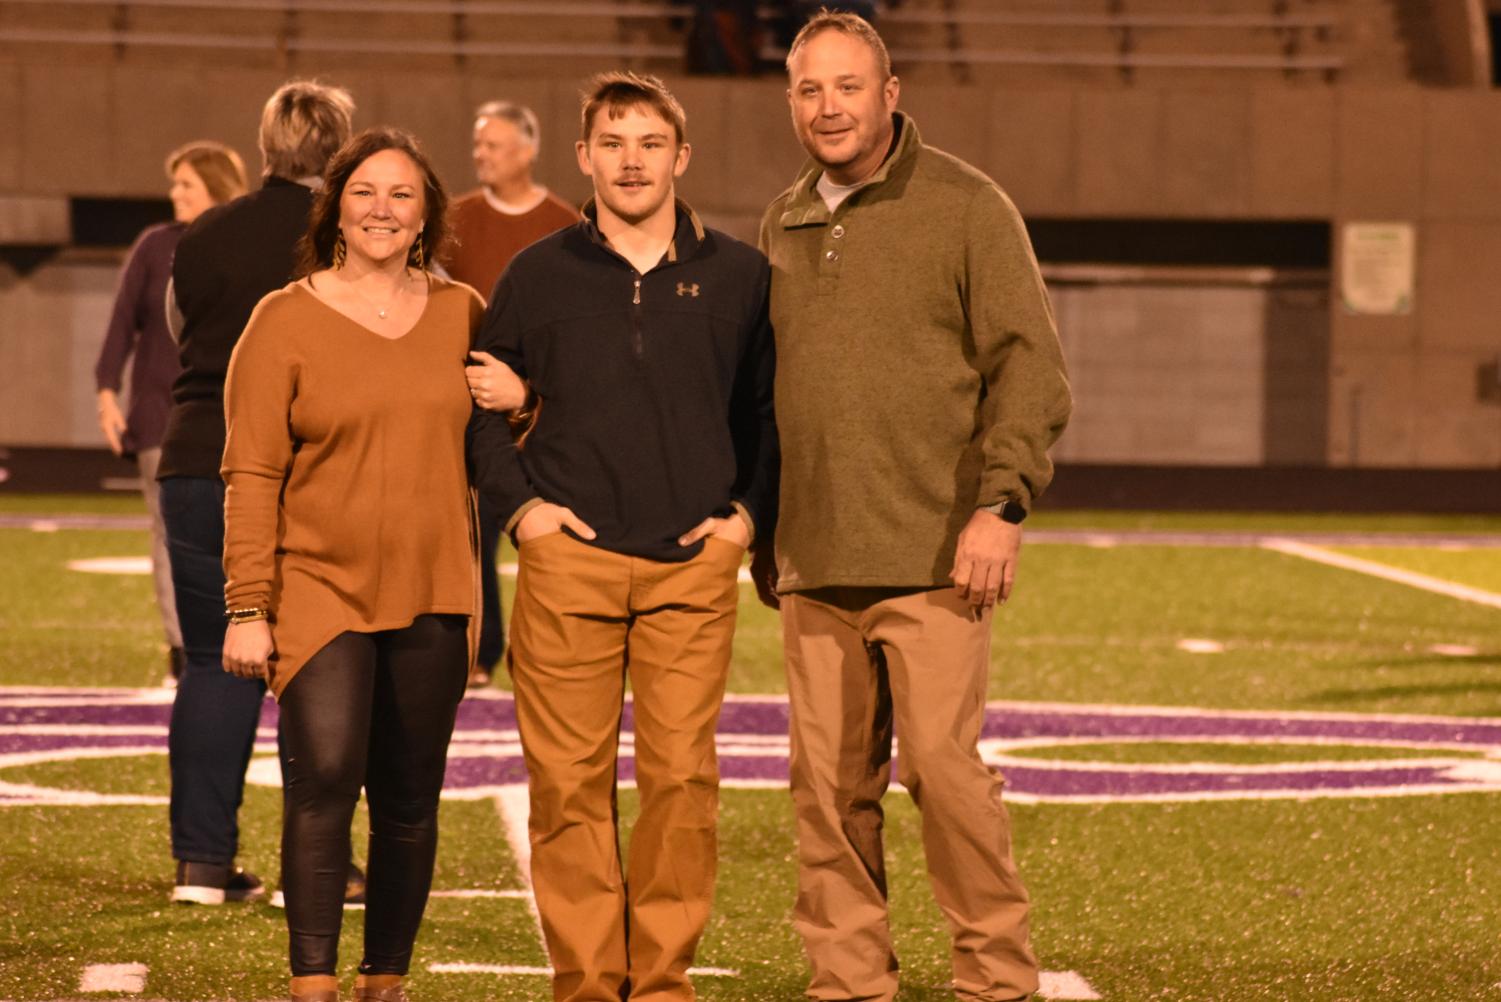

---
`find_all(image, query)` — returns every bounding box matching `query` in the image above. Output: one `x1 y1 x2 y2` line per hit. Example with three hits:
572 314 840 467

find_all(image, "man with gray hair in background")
450 99 579 689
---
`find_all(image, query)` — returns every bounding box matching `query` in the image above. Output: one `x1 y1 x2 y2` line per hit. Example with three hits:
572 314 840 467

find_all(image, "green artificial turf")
990 544 1501 717
1332 544 1501 595
1028 509 1501 535
5 528 1499 714
4 498 1501 1000
0 493 148 516
3 782 1499 1000
0 528 168 688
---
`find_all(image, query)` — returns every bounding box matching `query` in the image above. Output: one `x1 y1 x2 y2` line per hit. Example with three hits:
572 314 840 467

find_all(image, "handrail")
877 10 1339 30
882 47 1344 71
0 0 685 15
2 0 1341 31
0 27 683 58
0 25 1342 72
0 0 1345 74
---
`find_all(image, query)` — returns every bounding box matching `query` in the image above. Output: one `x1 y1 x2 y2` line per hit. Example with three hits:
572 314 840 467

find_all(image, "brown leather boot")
289 975 339 1002
351 983 407 1002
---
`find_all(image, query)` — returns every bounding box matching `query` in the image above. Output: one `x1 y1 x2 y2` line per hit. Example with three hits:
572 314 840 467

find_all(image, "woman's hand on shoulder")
222 620 274 680
466 351 527 412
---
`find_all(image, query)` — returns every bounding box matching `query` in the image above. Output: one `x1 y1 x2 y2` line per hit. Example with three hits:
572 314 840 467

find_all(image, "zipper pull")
632 277 641 305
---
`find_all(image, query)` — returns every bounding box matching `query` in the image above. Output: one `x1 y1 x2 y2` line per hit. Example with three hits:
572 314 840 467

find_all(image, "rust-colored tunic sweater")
222 276 484 697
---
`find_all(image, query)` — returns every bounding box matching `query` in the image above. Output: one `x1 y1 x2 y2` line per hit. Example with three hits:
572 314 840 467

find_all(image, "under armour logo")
676 282 700 298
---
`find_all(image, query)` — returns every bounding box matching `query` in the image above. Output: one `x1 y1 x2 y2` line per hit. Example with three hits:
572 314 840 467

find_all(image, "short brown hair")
786 9 893 81
579 71 687 147
259 80 356 180
165 141 248 205
295 127 451 277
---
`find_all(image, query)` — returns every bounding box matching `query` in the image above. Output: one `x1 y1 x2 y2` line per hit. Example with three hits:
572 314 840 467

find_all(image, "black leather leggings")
278 614 468 976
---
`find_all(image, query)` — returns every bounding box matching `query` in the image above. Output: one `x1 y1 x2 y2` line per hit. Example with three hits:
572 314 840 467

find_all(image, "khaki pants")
781 587 1037 1002
509 532 743 1002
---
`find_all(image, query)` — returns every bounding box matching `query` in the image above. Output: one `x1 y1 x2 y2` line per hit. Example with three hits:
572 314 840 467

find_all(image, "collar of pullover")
579 197 707 268
778 111 920 230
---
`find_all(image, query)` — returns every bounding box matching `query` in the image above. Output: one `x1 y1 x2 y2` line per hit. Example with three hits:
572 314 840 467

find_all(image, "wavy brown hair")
295 127 451 277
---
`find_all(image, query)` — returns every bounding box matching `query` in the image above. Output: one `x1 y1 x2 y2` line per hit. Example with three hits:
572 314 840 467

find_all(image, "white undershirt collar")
815 172 865 212
482 185 549 216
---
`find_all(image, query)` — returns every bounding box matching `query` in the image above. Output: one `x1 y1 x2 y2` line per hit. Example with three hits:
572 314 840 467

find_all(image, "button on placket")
817 217 845 295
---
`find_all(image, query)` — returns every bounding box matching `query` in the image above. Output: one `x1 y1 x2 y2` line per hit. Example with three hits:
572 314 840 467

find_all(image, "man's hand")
749 544 779 610
516 502 596 544
466 351 528 412
96 389 127 456
223 620 274 680
678 511 751 550
950 509 1022 610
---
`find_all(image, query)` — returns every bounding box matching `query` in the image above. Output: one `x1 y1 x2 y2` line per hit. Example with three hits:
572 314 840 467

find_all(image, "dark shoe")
225 866 266 902
345 861 366 906
171 860 229 905
172 861 264 905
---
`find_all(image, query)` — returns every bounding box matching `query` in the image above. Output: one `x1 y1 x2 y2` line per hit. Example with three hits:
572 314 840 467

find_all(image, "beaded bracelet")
226 606 270 625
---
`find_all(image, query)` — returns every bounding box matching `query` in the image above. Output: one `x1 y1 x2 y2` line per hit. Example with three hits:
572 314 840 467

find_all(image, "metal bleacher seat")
0 0 1356 83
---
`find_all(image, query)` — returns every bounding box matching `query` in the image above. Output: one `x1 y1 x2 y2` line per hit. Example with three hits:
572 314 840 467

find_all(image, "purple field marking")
4 690 1501 803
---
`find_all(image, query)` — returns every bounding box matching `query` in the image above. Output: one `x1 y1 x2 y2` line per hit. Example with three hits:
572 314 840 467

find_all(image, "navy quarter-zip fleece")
466 200 778 563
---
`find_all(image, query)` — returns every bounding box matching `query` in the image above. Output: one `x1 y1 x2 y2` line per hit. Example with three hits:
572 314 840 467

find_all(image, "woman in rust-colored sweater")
221 128 483 1002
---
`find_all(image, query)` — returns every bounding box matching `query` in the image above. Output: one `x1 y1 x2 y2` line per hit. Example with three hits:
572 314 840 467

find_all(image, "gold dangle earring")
332 231 347 269
411 234 425 272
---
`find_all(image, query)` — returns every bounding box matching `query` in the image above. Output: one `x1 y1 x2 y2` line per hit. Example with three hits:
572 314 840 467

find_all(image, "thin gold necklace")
343 268 410 320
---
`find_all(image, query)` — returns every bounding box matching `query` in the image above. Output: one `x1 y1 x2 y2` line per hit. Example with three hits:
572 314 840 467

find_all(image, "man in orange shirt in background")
450 100 580 687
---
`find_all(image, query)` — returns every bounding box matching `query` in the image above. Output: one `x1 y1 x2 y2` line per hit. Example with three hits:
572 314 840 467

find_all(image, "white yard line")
1263 539 1501 610
1040 970 1102 1000
492 787 545 943
78 963 147 993
428 962 739 978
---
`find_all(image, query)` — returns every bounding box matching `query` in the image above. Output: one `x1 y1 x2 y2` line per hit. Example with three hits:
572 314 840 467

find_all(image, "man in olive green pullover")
758 12 1071 1002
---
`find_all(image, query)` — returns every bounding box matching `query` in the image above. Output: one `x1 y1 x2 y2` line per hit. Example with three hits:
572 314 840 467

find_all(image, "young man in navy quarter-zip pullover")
466 72 777 1002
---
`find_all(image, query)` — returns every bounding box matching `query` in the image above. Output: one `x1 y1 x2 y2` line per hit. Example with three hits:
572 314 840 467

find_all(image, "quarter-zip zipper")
631 274 644 358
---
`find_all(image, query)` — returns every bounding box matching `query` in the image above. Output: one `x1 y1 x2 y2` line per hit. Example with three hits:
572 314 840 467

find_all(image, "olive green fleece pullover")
759 113 1072 592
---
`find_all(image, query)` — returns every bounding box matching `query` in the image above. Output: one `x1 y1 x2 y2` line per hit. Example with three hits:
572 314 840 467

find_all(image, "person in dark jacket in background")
159 79 354 907
466 71 777 1002
95 140 247 686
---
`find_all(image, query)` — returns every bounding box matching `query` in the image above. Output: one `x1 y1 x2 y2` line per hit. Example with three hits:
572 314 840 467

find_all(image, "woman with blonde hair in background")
94 141 247 686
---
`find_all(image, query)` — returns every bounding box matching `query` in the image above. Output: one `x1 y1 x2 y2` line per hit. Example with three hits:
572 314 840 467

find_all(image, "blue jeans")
161 475 267 865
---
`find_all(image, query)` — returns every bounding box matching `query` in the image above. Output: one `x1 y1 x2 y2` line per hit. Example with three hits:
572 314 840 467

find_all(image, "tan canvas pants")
508 532 743 1002
781 586 1038 1002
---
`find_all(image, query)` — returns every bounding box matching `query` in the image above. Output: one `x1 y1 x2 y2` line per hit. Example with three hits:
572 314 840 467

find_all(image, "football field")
2 495 1499 1001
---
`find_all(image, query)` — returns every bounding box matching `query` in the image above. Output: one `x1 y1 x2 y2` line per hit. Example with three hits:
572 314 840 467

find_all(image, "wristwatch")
979 498 1027 525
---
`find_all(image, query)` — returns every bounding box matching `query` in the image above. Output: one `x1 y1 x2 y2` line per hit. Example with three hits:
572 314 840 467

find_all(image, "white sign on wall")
1340 222 1415 315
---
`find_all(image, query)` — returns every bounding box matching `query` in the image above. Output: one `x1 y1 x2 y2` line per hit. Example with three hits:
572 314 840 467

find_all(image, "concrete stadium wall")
1 60 1498 468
